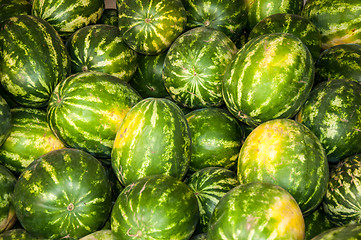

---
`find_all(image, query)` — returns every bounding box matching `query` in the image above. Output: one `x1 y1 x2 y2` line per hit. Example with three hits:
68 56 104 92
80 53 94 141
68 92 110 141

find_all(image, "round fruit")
0 0 31 28
0 95 11 147
117 0 187 55
111 175 199 239
111 98 191 186
237 118 329 215
312 224 361 240
207 182 305 240
185 107 244 171
163 27 237 109
0 164 16 233
223 32 314 127
304 205 335 240
47 71 142 158
13 148 113 239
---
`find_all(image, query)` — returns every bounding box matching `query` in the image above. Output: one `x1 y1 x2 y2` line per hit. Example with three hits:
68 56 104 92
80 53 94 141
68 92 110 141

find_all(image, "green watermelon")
311 224 361 240
79 230 115 240
111 98 191 186
304 205 336 240
0 229 43 240
13 148 113 239
222 32 314 127
182 0 247 41
0 164 16 233
0 15 70 108
0 107 65 174
249 13 322 60
238 118 329 215
0 95 11 147
296 79 361 163
66 24 138 82
117 0 187 55
186 167 239 233
301 0 361 50
32 0 104 37
0 0 31 28
314 44 361 85
111 175 199 239
185 107 244 171
246 0 304 30
47 71 142 159
129 50 170 98
163 27 237 109
207 182 305 239
323 154 361 226
97 9 118 26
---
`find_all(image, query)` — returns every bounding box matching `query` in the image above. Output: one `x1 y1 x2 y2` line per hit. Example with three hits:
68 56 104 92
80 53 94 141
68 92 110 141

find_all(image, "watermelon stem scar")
67 203 75 211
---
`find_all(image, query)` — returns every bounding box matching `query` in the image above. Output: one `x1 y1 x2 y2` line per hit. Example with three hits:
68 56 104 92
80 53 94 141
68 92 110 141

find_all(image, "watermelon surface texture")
0 164 16 233
0 95 11 147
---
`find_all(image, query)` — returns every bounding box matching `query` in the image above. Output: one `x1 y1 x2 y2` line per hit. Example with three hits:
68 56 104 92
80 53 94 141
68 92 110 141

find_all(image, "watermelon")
66 24 138 82
314 44 361 85
47 71 142 159
0 229 43 240
237 118 329 215
111 98 191 186
97 9 118 26
296 79 361 163
246 0 304 30
0 164 16 233
222 32 314 127
0 95 11 147
111 174 199 239
185 167 239 233
190 233 208 240
117 0 187 55
301 0 361 50
0 0 31 28
182 0 247 41
163 27 237 109
304 205 336 240
0 15 70 108
185 107 244 171
79 230 115 240
0 107 65 174
323 154 361 226
32 0 104 37
207 182 305 240
13 148 113 239
249 13 322 60
311 224 361 240
129 51 170 98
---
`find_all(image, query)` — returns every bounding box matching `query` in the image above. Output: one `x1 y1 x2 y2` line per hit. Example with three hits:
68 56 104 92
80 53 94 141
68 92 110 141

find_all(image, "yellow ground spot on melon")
269 196 305 239
41 134 65 152
322 28 361 49
103 108 129 129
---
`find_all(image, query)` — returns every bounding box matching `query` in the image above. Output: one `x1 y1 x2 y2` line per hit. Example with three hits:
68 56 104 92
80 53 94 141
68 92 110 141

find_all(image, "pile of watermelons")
1 0 361 239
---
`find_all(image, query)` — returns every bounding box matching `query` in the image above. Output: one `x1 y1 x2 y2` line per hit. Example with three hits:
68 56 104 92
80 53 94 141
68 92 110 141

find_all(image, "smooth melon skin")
207 182 305 240
237 118 329 215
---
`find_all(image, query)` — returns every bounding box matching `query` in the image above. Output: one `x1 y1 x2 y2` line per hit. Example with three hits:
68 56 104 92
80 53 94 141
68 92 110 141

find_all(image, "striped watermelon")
185 107 244 171
237 118 329 215
312 224 361 240
222 32 314 127
66 24 138 82
0 95 10 147
117 0 187 55
296 79 361 163
47 71 142 159
163 27 237 109
0 107 65 174
182 0 247 41
32 0 104 37
0 229 41 240
249 13 322 60
304 205 335 240
246 0 304 30
323 154 361 226
79 230 115 240
301 0 361 50
0 164 16 233
0 0 31 28
186 167 239 233
97 9 118 26
13 148 113 239
314 44 361 84
111 174 199 239
111 98 191 186
207 182 305 239
0 15 70 108
129 51 169 98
